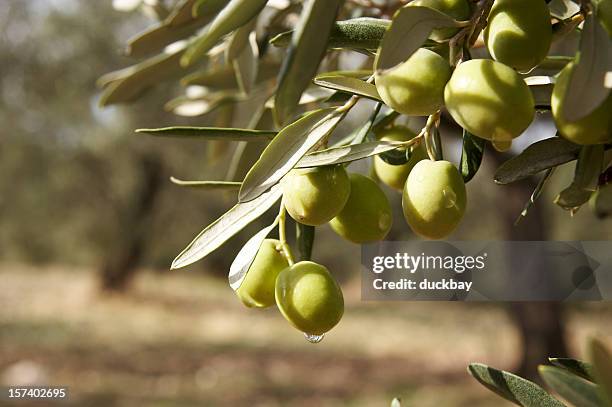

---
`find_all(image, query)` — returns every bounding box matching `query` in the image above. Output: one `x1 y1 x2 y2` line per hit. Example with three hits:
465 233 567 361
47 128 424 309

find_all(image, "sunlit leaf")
181 0 268 66
539 366 601 407
274 0 344 125
295 139 407 168
555 145 603 211
171 184 282 269
98 45 191 106
548 0 580 20
170 177 242 190
228 221 278 290
164 91 240 116
191 0 231 19
231 28 259 94
468 363 565 407
314 75 381 101
561 12 612 121
137 126 275 140
113 0 142 12
239 108 341 202
270 17 389 50
374 5 463 72
494 137 582 185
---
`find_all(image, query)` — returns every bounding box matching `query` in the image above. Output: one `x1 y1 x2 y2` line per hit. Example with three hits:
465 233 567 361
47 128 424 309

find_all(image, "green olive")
484 0 552 71
373 127 427 190
329 173 392 243
409 0 472 40
235 239 290 308
402 160 466 239
444 59 535 147
275 261 344 336
552 63 612 145
283 165 351 226
375 48 452 116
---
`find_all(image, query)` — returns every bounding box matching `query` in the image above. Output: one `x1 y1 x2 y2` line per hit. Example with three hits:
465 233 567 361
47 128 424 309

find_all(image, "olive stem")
421 111 442 161
277 200 295 266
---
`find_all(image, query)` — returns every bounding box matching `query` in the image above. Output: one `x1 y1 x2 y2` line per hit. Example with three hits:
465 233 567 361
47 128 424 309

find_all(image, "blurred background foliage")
0 1 611 406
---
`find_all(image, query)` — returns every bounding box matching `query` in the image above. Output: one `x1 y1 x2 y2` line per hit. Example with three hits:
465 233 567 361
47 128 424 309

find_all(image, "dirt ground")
1 264 611 406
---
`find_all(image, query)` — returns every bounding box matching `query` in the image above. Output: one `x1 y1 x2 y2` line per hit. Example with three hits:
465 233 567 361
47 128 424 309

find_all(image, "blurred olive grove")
1 1 612 406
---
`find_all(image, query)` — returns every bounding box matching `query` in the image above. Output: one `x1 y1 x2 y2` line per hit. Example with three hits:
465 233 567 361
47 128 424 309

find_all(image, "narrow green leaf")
460 130 486 183
562 12 612 121
555 145 604 211
164 91 241 117
181 0 267 67
165 0 197 26
539 366 601 407
181 59 280 88
515 168 556 224
295 140 408 168
239 108 342 202
126 16 212 58
296 223 315 262
170 177 242 190
549 358 595 382
274 0 344 125
589 338 612 406
191 0 230 19
314 75 381 101
99 45 191 106
548 0 580 20
228 221 278 290
374 5 463 72
468 363 565 407
270 17 390 50
136 126 275 140
318 69 373 79
171 184 282 269
494 137 582 185
229 24 259 94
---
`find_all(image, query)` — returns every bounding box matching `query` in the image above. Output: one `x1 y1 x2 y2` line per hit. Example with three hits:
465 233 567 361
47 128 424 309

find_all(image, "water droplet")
442 189 457 209
304 333 325 343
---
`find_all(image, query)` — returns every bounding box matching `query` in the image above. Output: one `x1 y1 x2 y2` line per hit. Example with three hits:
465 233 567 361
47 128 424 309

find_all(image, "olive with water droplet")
275 261 344 336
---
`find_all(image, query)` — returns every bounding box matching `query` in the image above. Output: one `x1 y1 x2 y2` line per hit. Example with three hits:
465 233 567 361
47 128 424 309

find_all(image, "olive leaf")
239 108 341 202
171 183 283 269
539 366 601 407
468 363 565 407
494 137 582 185
549 358 595 382
526 76 556 108
548 0 580 20
314 75 381 101
181 59 280 88
98 44 191 106
374 5 463 72
270 17 390 50
295 139 408 168
589 338 612 406
136 126 275 140
555 145 603 211
165 0 196 26
515 168 556 224
191 0 231 20
164 90 241 116
126 16 211 58
296 223 315 262
274 0 344 125
228 221 278 290
230 29 259 94
460 129 486 183
170 177 242 190
561 12 612 122
113 0 142 12
181 0 268 67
